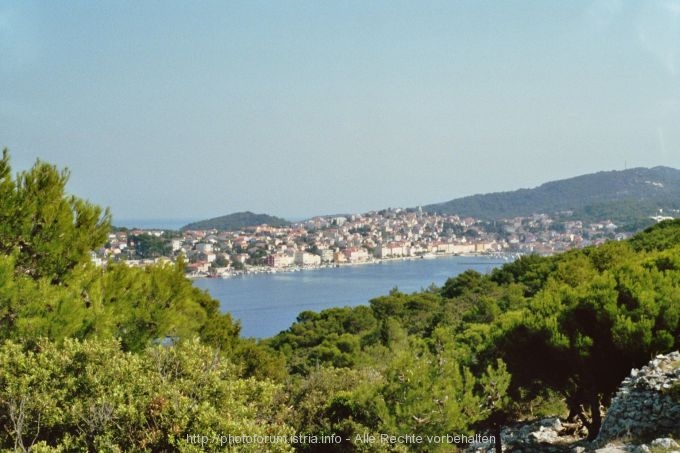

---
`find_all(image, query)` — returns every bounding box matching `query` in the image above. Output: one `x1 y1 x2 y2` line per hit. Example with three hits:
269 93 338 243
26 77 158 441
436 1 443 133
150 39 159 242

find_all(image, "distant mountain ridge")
183 167 680 232
423 166 680 223
181 211 290 231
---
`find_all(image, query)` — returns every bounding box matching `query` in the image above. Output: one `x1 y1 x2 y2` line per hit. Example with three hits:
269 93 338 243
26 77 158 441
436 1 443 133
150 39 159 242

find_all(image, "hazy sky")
2 1 679 224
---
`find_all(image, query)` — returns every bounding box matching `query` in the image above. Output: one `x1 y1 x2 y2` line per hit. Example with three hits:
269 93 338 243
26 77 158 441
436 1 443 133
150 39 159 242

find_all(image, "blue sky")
1 1 679 224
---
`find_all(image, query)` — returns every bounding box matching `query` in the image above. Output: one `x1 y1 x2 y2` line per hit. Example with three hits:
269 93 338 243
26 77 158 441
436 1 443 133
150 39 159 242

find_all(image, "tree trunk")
586 391 601 441
493 424 502 453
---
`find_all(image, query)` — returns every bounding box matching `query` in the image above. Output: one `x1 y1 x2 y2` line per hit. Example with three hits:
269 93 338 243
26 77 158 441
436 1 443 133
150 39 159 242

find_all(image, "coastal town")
93 208 647 278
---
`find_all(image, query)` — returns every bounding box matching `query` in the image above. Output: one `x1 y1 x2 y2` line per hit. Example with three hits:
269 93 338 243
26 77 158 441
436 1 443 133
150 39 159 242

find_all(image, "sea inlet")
193 255 506 338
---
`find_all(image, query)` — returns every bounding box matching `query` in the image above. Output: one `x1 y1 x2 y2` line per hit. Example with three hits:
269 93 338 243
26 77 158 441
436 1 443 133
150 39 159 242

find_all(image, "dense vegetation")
268 224 680 446
2 149 680 451
424 166 680 225
0 151 289 451
181 211 290 231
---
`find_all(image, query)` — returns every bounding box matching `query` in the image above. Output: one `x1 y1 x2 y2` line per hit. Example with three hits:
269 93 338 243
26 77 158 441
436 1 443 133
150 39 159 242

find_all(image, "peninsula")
101 167 679 278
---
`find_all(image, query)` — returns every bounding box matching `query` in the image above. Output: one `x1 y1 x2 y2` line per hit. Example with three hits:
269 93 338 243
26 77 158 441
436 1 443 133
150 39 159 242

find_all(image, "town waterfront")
194 255 506 338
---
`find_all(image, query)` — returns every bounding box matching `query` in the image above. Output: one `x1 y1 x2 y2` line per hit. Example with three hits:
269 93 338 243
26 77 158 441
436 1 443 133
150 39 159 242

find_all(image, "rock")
466 416 579 452
530 425 560 443
597 351 680 442
595 445 630 453
651 438 680 449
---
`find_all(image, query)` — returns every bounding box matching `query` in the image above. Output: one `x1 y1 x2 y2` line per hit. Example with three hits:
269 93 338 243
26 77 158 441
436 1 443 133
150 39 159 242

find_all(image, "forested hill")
181 211 290 231
424 166 680 222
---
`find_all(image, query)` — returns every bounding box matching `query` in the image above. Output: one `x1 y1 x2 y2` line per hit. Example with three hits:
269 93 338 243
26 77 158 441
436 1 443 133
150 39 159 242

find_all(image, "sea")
113 218 196 230
193 255 507 339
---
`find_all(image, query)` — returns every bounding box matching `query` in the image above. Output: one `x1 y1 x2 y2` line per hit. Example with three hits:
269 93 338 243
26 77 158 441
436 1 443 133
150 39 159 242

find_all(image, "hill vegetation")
1 149 679 451
424 166 680 224
181 211 290 231
0 150 289 451
267 220 680 446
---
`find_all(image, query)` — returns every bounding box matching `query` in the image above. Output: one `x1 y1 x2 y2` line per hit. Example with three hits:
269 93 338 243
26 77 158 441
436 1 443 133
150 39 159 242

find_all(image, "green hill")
423 166 680 224
181 211 291 231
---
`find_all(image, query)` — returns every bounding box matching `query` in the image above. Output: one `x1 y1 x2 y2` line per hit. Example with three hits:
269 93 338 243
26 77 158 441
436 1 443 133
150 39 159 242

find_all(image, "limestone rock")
597 351 680 442
651 438 680 449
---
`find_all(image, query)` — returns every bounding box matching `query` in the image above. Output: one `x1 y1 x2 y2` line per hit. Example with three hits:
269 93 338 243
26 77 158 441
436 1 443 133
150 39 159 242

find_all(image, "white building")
294 251 321 266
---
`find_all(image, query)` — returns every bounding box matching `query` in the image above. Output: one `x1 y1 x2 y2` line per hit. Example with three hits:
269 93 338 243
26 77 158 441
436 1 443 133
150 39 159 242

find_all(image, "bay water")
193 256 506 338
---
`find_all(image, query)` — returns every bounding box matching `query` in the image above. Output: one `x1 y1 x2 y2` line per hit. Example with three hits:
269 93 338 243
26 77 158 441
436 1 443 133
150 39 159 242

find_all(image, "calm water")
113 218 196 230
193 256 506 338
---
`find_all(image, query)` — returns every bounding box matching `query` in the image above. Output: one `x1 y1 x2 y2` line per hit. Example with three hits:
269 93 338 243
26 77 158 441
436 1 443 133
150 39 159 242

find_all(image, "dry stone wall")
597 351 680 442
469 352 680 452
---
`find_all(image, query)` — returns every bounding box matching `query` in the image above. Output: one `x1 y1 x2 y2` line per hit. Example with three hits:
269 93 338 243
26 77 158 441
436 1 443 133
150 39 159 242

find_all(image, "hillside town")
92 208 644 278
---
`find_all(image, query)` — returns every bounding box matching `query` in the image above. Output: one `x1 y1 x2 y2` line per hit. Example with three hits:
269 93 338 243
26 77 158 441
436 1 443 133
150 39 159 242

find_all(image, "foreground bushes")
0 338 293 452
